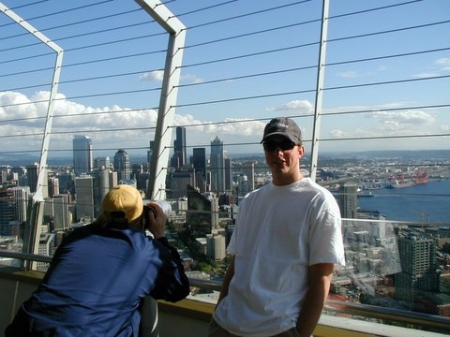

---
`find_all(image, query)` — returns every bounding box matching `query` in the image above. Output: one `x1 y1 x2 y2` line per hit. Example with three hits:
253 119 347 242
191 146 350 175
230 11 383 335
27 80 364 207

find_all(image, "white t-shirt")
213 178 346 337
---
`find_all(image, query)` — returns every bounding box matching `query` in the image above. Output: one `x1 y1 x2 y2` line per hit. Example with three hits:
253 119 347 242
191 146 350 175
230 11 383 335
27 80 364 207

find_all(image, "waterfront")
357 178 450 224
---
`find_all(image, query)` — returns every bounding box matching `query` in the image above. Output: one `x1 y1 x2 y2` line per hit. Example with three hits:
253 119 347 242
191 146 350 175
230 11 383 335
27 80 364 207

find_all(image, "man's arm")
215 255 235 309
296 263 334 337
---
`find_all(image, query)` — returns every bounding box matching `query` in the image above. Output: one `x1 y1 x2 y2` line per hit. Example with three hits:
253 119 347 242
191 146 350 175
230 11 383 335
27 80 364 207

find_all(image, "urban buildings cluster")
1 128 450 320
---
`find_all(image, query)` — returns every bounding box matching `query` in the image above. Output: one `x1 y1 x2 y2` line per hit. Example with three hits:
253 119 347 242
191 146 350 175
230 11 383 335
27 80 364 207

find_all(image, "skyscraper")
92 169 118 215
26 163 39 193
48 177 59 198
12 186 30 223
210 136 225 192
224 157 232 191
171 126 187 169
338 182 357 219
0 189 17 236
75 175 95 222
73 135 93 176
114 149 131 182
192 148 206 192
52 194 71 231
394 229 439 303
93 156 111 170
242 161 255 192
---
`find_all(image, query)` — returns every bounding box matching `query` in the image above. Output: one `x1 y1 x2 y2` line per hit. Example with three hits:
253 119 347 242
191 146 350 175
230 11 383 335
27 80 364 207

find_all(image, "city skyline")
1 0 449 158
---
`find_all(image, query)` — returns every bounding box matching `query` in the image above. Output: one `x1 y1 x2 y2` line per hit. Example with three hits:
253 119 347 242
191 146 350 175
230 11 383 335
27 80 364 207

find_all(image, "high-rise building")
171 126 187 169
73 135 93 176
224 157 232 191
242 161 255 191
186 185 214 236
394 228 439 303
26 163 39 193
52 194 71 231
74 175 95 222
12 186 30 223
93 167 117 216
93 156 111 170
192 148 206 192
56 172 75 195
0 189 18 236
206 233 226 260
338 182 357 219
0 168 7 184
48 177 59 198
210 136 225 192
114 149 131 182
170 166 195 199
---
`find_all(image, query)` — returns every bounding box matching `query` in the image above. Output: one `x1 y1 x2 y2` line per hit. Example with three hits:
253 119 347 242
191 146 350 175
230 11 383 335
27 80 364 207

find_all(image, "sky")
0 0 449 161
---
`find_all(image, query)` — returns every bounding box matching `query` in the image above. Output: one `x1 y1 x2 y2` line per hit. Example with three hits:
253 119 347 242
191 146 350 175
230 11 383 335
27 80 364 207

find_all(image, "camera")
142 200 172 229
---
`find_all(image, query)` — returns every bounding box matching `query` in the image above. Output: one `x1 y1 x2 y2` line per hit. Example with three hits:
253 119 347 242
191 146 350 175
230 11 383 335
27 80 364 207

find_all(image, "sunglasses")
263 140 298 152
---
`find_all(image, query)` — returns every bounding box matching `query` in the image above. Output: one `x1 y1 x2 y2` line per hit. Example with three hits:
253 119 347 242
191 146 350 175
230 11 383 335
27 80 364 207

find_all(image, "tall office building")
0 189 17 236
93 156 111 170
26 163 39 193
48 177 59 198
394 229 439 303
52 194 71 231
224 157 232 191
0 168 7 184
206 233 226 260
93 167 117 216
192 148 206 192
74 175 95 222
186 185 215 236
210 136 225 192
73 135 93 176
114 149 131 182
57 172 75 195
12 186 30 223
338 182 357 219
242 161 255 192
171 126 187 169
93 166 112 216
170 166 196 199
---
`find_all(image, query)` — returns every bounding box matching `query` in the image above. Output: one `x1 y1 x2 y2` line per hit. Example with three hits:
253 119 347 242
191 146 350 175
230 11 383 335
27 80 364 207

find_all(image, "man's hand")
145 201 167 239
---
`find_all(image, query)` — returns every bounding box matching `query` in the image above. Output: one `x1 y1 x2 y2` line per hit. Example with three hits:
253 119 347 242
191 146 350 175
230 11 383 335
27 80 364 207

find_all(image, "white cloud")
369 110 435 127
330 129 346 138
266 100 313 114
139 70 164 82
139 71 204 84
180 73 204 84
336 71 360 78
1 91 272 155
436 57 450 71
413 72 440 78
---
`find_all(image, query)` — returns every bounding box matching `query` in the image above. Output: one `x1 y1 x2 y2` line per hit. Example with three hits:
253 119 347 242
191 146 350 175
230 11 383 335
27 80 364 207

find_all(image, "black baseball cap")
261 117 302 143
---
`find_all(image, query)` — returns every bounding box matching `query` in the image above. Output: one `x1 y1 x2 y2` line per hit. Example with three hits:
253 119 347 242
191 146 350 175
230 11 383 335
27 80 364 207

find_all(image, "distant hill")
1 149 449 167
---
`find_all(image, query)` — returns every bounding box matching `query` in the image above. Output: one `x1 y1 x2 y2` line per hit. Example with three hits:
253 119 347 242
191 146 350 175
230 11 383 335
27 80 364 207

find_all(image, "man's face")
263 135 304 180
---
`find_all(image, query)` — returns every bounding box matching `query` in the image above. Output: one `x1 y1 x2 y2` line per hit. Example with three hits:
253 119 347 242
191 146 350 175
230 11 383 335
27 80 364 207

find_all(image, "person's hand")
145 201 167 239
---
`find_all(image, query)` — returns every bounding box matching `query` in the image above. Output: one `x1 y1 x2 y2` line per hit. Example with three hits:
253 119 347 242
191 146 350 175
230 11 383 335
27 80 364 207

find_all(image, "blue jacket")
6 224 190 336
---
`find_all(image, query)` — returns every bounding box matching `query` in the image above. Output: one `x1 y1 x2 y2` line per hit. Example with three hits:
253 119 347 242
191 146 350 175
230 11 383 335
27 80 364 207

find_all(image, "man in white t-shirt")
207 117 346 337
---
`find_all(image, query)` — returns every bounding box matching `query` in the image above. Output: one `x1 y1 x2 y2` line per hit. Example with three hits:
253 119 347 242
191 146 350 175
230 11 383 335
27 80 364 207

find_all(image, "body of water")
357 179 450 225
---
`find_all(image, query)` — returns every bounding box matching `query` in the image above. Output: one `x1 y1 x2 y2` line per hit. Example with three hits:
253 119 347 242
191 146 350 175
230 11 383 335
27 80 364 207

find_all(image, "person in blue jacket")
6 184 190 337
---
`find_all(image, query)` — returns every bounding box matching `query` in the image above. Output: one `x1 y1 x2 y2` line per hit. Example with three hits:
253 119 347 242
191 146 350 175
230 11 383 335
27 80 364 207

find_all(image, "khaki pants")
207 318 300 337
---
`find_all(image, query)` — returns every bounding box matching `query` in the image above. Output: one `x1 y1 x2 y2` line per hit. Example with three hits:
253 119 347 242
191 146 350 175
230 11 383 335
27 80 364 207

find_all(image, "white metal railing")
1 250 449 335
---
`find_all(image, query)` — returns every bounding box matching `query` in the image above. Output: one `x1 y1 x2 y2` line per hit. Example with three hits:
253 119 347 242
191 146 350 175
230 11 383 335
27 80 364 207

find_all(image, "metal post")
309 0 329 181
0 3 64 268
136 0 186 201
